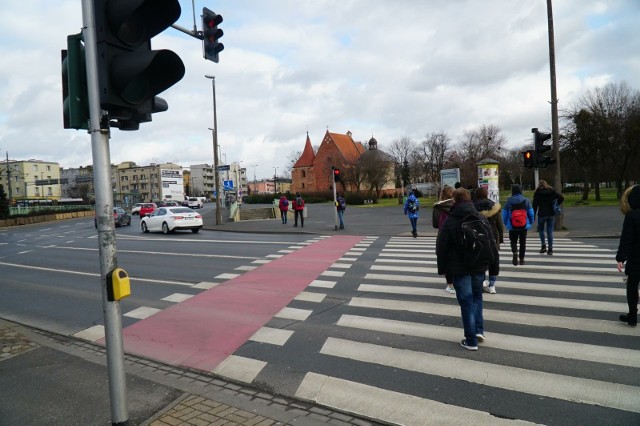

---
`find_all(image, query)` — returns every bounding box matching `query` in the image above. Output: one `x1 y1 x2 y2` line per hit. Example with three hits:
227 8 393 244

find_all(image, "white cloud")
0 0 638 179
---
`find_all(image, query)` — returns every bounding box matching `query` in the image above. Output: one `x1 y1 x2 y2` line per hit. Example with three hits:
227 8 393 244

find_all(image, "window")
302 170 306 178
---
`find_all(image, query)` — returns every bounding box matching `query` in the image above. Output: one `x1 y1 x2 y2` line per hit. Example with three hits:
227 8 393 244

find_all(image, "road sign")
223 180 234 191
217 165 230 171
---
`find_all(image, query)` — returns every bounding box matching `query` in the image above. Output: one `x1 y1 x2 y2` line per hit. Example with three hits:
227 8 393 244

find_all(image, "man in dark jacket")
616 185 640 326
436 188 500 351
532 180 564 255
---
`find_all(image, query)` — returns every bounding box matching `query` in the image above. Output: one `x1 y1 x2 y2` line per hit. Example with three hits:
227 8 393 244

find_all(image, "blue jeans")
337 209 344 228
453 273 485 346
537 215 555 248
409 217 417 233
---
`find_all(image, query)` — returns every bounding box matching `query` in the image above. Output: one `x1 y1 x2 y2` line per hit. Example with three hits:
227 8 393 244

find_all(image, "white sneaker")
489 286 496 294
445 286 455 294
476 334 485 343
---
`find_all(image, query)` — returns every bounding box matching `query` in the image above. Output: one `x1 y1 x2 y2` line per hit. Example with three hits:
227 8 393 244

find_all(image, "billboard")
161 169 184 200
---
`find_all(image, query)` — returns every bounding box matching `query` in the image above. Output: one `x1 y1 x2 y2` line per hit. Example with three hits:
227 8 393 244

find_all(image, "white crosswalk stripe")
235 236 639 425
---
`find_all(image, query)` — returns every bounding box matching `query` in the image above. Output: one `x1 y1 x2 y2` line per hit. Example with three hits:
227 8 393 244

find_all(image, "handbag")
552 199 562 215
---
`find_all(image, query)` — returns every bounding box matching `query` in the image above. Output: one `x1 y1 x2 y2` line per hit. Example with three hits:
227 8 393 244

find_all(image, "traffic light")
532 127 554 168
202 7 224 63
333 167 341 182
61 33 89 130
94 0 185 130
523 150 535 169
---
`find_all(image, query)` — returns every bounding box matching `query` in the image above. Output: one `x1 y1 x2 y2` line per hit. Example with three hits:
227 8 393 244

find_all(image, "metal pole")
332 176 338 231
5 152 12 206
206 75 222 224
81 0 128 424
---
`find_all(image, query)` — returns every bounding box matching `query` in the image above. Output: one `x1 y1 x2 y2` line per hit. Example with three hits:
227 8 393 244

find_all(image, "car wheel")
162 222 170 234
127 218 131 226
191 228 200 233
141 222 148 233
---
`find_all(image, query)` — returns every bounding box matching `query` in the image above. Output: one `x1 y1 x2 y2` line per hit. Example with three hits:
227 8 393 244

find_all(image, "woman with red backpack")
501 185 535 266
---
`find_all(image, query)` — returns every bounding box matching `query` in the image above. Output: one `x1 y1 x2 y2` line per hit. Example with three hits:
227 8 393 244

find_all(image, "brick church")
290 130 395 195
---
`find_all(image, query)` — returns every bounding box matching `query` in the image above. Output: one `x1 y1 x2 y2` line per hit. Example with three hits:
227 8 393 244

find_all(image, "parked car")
140 207 203 234
131 203 144 215
94 207 132 228
156 200 180 207
138 203 158 218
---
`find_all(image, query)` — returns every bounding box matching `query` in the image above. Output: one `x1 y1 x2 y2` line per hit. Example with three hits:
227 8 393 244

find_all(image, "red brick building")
291 131 366 194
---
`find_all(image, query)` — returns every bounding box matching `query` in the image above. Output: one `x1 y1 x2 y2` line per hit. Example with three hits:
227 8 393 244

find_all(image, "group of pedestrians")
278 192 347 229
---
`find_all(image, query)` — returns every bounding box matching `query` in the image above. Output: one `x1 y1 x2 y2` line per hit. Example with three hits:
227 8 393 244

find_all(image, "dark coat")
436 201 500 277
432 198 453 229
616 185 640 277
532 187 564 218
474 199 504 245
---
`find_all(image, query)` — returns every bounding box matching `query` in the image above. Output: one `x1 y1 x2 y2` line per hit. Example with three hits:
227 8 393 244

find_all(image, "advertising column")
476 158 499 204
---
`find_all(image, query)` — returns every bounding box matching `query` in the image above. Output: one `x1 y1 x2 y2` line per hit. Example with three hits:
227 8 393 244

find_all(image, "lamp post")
251 164 258 194
205 74 222 225
273 167 278 194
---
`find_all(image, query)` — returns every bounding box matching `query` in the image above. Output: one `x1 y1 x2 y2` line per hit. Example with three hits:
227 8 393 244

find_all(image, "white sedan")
140 207 203 234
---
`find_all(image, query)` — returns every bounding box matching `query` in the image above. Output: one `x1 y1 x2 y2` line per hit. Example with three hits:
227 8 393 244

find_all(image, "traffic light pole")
332 178 338 231
206 75 222 225
81 0 128 424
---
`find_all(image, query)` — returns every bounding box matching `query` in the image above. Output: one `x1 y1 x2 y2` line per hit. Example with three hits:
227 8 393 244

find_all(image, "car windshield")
169 208 195 214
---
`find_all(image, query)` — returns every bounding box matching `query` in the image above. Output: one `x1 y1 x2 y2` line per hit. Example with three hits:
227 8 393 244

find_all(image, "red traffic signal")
203 7 224 62
333 168 341 182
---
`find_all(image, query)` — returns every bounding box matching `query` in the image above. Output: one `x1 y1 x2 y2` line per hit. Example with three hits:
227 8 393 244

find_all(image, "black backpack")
408 199 418 213
459 213 494 270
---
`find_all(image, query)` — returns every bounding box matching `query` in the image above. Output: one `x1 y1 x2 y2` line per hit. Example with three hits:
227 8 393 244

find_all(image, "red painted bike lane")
120 235 363 372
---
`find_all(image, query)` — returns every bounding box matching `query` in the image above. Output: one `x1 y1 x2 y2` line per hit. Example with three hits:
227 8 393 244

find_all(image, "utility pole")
81 0 128 423
5 152 12 206
546 0 563 228
206 75 222 225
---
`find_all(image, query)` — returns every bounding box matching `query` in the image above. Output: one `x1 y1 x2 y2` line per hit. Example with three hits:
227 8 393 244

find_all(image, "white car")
131 203 144 215
140 207 203 234
186 197 202 209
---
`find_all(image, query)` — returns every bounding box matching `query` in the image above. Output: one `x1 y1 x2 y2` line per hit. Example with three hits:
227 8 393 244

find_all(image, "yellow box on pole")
107 268 131 301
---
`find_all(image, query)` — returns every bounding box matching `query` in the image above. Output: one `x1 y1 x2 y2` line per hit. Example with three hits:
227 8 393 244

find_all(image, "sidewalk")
0 319 378 425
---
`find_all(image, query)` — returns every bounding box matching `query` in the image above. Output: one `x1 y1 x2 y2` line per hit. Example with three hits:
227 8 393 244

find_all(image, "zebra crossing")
230 236 640 425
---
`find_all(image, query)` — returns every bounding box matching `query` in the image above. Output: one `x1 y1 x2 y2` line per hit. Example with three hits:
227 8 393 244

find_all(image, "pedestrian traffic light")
94 0 185 130
523 150 535 169
532 128 554 168
202 7 224 63
61 33 89 130
333 167 341 182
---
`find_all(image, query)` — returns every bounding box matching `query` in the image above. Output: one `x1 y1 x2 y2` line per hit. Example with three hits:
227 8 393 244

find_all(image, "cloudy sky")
1 1 638 180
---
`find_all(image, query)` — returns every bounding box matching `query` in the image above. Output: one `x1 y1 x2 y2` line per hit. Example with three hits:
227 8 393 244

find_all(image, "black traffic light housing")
532 128 554 168
202 7 224 62
61 33 89 130
332 167 341 182
94 0 185 130
523 150 535 169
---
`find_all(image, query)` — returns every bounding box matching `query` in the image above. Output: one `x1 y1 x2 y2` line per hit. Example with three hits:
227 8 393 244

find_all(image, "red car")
138 203 157 218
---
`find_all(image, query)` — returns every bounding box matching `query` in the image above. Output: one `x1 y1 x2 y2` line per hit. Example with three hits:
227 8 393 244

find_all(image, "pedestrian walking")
436 188 499 351
278 195 289 224
474 186 504 294
502 184 534 266
433 185 455 293
404 191 420 238
336 193 347 229
616 184 640 327
292 192 305 227
532 180 564 255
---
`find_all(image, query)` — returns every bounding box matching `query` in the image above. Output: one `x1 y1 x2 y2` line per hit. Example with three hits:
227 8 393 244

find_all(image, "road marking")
192 282 219 289
161 293 194 303
321 270 345 277
348 297 637 336
368 266 621 283
249 327 294 346
212 355 266 384
320 338 640 413
338 314 639 367
330 262 352 269
49 246 260 260
276 307 312 321
295 372 536 426
235 265 257 271
358 283 622 312
73 325 105 342
125 307 161 319
378 252 613 265
215 273 241 280
295 291 326 303
309 280 336 288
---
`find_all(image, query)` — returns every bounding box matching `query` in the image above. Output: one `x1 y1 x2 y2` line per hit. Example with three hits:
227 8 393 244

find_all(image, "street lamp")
273 167 278 194
251 164 258 194
205 74 222 225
